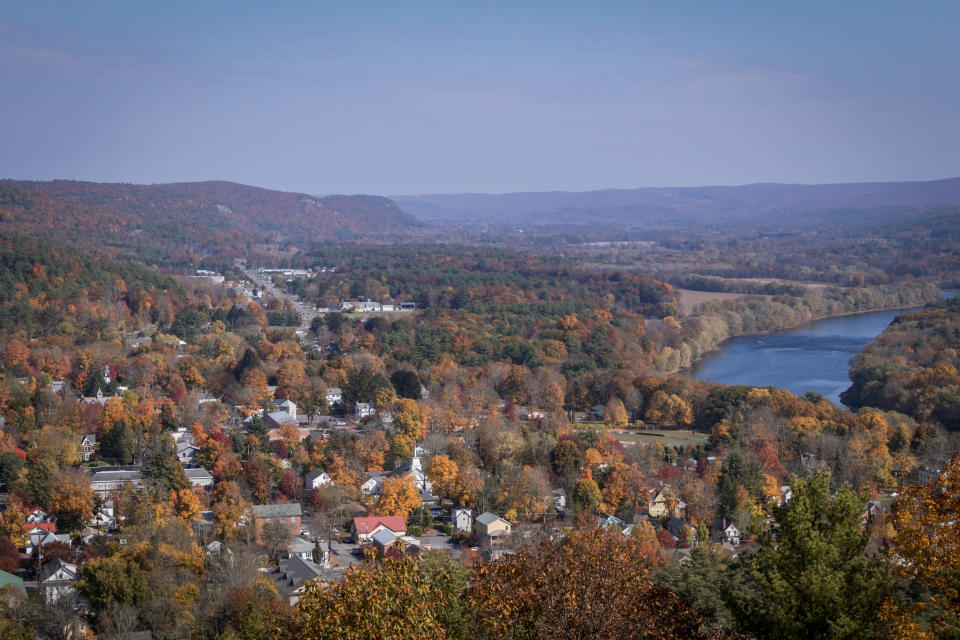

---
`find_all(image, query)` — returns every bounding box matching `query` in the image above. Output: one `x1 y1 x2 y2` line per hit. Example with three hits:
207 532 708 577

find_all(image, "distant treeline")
671 274 809 296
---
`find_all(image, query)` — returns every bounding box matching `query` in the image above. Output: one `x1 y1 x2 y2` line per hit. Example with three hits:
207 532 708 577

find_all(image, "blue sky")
2 1 958 194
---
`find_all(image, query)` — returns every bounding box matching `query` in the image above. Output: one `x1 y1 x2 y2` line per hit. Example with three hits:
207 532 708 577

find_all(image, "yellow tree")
451 469 484 509
212 480 246 540
375 476 421 521
604 397 629 427
394 399 426 441
170 488 203 522
426 455 460 498
887 454 960 637
49 469 94 533
0 501 29 547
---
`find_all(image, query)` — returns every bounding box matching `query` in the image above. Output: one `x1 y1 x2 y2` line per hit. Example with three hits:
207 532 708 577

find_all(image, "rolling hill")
0 179 421 264
393 177 960 229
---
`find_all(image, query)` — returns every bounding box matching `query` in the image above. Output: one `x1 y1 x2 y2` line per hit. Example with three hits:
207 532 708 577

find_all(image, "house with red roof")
351 516 406 544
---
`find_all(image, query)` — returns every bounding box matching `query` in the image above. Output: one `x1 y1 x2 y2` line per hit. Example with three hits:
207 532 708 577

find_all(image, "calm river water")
688 307 920 406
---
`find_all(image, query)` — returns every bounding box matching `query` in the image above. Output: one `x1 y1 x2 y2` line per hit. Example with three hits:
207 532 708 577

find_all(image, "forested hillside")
0 232 182 338
843 296 960 429
0 180 420 265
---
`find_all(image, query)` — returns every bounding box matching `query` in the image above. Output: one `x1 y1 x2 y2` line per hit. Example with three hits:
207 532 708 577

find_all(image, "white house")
360 471 389 496
453 508 473 532
552 488 566 512
38 559 78 603
325 388 342 406
355 403 375 421
88 501 117 530
287 536 315 561
25 529 72 555
90 468 143 497
711 518 741 546
305 469 332 490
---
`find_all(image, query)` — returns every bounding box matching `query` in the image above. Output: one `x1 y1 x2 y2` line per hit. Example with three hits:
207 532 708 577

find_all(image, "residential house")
552 487 566 512
271 556 327 605
475 512 511 546
25 529 71 555
305 469 332 491
264 410 299 431
176 441 200 465
252 503 303 543
360 471 389 496
710 518 741 546
88 501 117 530
864 500 888 525
453 508 473 532
648 488 685 518
351 516 406 544
89 468 143 497
597 514 624 531
79 434 97 462
287 536 315 561
274 399 298 418
371 530 426 557
665 517 696 547
26 508 56 531
185 467 214 488
38 558 78 603
354 403 375 421
325 388 342 406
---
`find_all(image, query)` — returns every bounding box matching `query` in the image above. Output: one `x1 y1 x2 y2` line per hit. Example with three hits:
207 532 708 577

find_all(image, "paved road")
238 262 319 329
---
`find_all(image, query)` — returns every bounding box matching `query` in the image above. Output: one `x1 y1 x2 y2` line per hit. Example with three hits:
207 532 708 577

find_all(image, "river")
688 306 923 406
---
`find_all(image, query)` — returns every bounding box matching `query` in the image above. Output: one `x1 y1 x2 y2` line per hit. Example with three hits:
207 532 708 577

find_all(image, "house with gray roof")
184 467 214 488
90 468 143 497
270 556 327 605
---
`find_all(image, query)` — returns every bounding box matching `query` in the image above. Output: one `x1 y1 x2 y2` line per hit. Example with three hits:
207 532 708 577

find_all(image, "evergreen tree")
724 473 890 640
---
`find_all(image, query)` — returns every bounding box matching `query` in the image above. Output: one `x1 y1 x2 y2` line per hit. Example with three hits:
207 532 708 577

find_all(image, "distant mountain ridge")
0 179 420 262
393 177 960 226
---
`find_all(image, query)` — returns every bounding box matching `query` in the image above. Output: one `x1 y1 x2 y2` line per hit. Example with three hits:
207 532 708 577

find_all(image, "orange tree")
886 453 960 637
375 476 421 520
465 527 742 640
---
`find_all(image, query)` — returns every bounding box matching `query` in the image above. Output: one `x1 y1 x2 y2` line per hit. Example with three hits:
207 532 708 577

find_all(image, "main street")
237 261 320 329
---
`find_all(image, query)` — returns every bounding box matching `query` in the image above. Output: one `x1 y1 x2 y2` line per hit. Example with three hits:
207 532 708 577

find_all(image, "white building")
355 403 375 421
305 469 332 490
453 508 473 532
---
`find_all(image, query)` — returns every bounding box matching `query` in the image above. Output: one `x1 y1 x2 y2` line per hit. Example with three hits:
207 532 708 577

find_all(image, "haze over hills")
393 177 960 227
0 179 420 263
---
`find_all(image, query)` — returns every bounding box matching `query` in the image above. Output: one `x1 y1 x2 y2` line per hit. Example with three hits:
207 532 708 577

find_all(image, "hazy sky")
2 1 959 195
